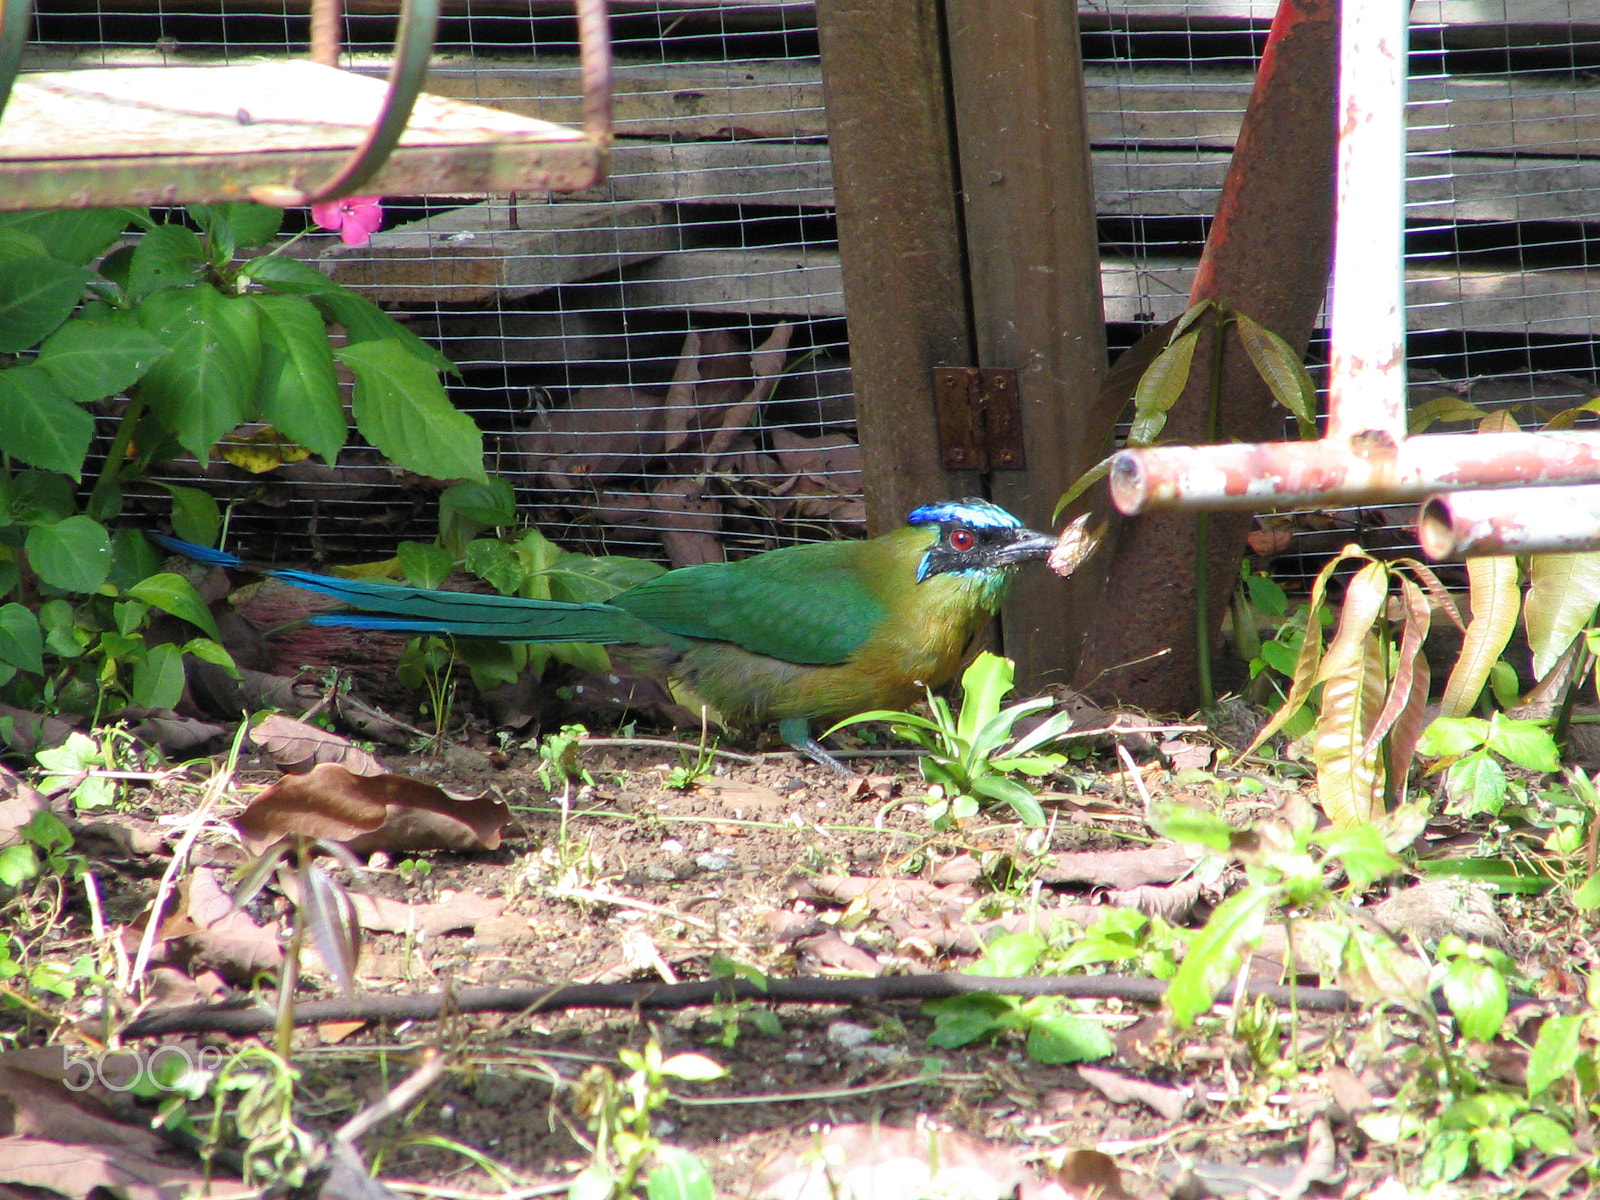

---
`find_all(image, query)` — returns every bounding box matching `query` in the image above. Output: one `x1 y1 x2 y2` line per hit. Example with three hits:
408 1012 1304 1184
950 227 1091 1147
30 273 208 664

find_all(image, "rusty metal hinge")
932 367 1025 471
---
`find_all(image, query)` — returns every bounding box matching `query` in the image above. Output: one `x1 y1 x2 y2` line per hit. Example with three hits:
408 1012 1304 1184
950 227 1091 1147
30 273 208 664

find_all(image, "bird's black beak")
990 527 1059 566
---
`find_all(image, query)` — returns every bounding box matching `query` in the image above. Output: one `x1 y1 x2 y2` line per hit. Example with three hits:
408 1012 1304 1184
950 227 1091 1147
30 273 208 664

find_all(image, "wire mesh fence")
22 0 1600 583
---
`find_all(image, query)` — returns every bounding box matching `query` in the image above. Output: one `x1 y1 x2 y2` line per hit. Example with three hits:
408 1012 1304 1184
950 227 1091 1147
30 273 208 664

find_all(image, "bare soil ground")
1 697 1587 1200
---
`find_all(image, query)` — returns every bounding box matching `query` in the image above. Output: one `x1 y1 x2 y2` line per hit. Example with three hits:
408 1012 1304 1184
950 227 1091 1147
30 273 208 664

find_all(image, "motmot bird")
149 498 1058 770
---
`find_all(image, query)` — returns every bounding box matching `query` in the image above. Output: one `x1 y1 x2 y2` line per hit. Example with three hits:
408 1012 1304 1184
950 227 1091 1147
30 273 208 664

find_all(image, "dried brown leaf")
749 1123 1039 1200
233 762 509 855
1038 843 1202 889
0 766 46 847
249 714 385 775
1076 1063 1195 1122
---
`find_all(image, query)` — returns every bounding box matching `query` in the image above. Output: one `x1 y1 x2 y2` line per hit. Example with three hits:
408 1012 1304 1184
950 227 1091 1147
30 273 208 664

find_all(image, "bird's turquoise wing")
613 538 892 664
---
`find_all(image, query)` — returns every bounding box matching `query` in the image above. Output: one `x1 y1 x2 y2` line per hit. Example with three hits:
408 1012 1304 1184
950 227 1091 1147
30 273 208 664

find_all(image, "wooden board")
320 201 676 302
0 60 602 208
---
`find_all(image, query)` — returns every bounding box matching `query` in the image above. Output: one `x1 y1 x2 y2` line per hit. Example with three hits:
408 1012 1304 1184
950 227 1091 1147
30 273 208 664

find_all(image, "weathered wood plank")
615 248 845 316
319 202 676 302
21 51 1600 159
0 60 600 208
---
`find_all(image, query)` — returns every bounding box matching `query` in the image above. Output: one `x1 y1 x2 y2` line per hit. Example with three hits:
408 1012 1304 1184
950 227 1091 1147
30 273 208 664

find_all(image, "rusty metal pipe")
1111 430 1600 514
1325 0 1408 447
1419 486 1600 558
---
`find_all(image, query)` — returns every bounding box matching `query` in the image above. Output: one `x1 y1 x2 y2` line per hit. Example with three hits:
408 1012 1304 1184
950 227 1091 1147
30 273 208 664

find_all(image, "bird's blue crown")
906 498 1022 530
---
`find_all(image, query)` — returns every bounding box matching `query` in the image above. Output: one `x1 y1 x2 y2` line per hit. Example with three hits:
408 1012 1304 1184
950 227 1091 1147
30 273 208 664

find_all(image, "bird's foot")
779 717 855 776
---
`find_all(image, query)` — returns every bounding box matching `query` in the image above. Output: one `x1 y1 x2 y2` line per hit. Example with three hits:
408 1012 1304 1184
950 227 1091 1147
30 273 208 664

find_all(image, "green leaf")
1440 555 1520 719
1313 824 1402 891
250 292 345 463
973 931 1045 978
1574 872 1600 910
25 516 111 592
1486 717 1560 774
1166 885 1272 1027
1442 956 1507 1043
137 283 262 460
0 844 38 887
193 203 284 250
1514 1112 1575 1156
464 538 524 595
397 541 454 589
0 365 93 477
1150 804 1234 851
924 995 1009 1047
1234 311 1317 436
970 774 1045 826
1527 1014 1582 1098
35 318 171 404
337 340 486 482
126 572 222 640
131 642 185 709
441 476 517 528
0 603 43 672
957 652 1015 744
1418 716 1490 758
0 209 132 266
1447 752 1508 817
159 484 221 547
0 257 91 352
317 289 457 374
127 225 206 298
1130 326 1200 444
646 1145 715 1200
1024 1012 1114 1064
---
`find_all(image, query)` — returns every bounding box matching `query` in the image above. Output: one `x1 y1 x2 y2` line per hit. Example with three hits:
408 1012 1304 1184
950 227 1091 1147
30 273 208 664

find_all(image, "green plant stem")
92 393 147 496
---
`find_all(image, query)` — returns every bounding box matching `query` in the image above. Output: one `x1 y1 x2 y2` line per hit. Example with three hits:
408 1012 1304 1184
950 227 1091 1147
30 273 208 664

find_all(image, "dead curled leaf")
233 762 510 855
1038 843 1203 889
248 713 385 776
1076 1063 1196 1121
278 874 505 938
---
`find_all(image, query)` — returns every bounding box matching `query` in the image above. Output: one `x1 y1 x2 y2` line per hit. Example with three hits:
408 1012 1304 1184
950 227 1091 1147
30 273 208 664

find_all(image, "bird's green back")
610 527 933 665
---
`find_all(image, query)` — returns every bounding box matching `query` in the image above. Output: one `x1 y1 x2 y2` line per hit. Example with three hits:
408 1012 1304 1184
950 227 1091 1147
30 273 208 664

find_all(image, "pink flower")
310 195 384 247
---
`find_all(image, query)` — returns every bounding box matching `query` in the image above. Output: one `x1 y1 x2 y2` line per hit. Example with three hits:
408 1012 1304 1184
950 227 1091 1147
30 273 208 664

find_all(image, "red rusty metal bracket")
1106 0 1600 556
932 367 1026 471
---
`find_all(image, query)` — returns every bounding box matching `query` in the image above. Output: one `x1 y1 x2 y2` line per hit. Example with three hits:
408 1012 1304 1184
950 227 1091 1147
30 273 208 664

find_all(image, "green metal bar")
0 0 31 125
296 0 440 204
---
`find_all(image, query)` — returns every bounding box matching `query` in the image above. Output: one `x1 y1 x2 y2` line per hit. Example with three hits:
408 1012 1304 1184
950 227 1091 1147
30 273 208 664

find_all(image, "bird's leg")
779 717 854 776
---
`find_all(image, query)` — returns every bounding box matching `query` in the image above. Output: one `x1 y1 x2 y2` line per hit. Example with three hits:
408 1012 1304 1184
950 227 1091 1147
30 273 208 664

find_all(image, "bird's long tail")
147 533 670 646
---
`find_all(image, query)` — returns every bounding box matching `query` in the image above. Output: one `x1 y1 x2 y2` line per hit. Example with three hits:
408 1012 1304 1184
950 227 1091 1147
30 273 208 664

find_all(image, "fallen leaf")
176 866 284 982
248 714 385 775
234 762 509 855
1056 1149 1133 1200
750 1123 1047 1200
1039 843 1203 889
1076 1064 1195 1121
0 766 46 847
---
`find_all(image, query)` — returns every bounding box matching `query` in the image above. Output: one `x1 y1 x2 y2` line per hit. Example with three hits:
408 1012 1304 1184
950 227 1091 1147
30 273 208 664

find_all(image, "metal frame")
1106 0 1600 558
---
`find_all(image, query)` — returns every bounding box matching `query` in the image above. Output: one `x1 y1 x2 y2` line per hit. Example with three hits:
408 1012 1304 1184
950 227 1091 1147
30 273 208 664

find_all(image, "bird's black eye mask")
917 523 1012 582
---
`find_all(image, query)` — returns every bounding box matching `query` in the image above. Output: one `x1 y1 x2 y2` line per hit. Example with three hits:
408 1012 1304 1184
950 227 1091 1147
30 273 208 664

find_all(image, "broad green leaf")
441 476 517 527
25 516 111 592
1025 1012 1113 1064
0 208 132 265
314 287 456 374
397 540 454 589
0 257 91 352
242 254 338 295
127 224 205 298
338 340 486 483
1447 752 1507 817
126 572 221 640
1418 716 1490 758
192 202 284 250
131 641 185 709
159 484 221 547
1166 885 1272 1027
924 994 1010 1047
1234 311 1317 436
1007 708 1078 757
0 603 43 672
1407 391 1488 435
1527 1014 1582 1097
1486 717 1560 773
973 931 1045 977
1441 956 1507 1043
957 652 1015 744
1524 552 1600 681
0 844 38 887
1440 555 1520 718
1572 872 1600 909
464 537 525 595
250 292 345 462
646 1145 715 1200
137 283 262 460
970 774 1045 826
1129 326 1200 444
1170 298 1215 340
1314 824 1402 891
0 365 93 477
1150 804 1234 851
1514 1113 1574 1157
35 318 171 403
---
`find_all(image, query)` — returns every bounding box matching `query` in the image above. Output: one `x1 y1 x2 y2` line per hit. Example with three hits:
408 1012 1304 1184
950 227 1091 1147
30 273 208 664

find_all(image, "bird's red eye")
949 528 975 551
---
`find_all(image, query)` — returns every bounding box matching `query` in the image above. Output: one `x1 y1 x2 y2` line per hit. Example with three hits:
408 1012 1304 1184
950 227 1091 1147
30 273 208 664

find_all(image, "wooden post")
942 0 1108 689
815 0 979 535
